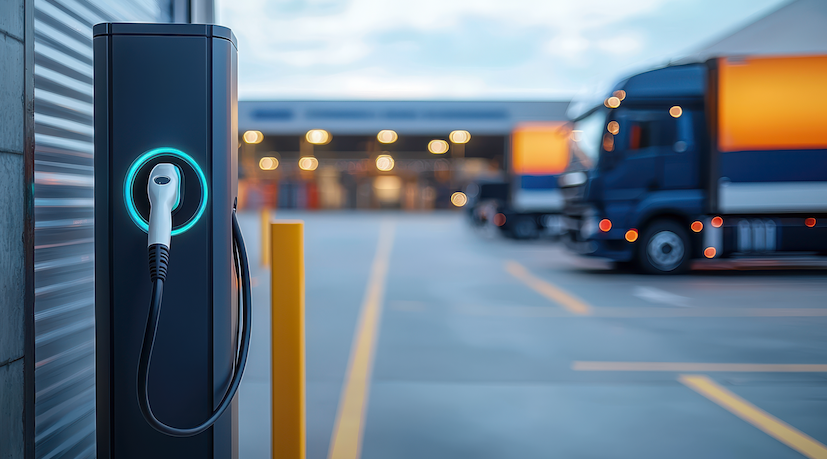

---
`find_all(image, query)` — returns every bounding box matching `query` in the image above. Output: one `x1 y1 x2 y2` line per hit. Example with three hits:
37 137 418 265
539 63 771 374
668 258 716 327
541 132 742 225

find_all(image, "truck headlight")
560 171 587 187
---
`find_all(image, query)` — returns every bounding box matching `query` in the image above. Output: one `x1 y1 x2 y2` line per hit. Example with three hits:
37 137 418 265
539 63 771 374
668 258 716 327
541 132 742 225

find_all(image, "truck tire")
637 219 690 274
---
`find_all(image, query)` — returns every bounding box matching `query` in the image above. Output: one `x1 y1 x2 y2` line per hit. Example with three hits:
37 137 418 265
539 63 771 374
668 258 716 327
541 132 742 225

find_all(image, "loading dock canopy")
239 100 570 136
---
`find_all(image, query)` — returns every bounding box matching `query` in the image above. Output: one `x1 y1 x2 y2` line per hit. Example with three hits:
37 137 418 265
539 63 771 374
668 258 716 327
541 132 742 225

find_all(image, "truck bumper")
562 215 635 262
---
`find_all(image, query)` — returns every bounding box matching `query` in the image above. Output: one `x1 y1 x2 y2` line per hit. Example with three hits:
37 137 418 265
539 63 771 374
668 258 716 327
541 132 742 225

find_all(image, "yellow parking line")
328 221 395 459
680 374 827 459
504 261 592 315
573 362 827 372
457 305 827 319
591 307 827 318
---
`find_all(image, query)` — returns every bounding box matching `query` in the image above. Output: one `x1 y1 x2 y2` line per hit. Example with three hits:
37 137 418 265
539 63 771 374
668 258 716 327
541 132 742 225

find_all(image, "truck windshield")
570 108 607 167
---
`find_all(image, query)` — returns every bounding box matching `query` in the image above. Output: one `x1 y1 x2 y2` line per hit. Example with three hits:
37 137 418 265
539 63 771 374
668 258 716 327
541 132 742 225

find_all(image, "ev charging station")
93 23 251 458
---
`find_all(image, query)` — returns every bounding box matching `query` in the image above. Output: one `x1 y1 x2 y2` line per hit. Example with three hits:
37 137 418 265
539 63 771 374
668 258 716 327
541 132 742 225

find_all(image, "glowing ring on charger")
124 147 208 235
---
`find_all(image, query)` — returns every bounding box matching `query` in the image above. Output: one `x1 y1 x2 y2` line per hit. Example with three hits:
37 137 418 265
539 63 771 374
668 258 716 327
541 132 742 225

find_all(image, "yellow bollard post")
261 208 272 267
271 221 306 459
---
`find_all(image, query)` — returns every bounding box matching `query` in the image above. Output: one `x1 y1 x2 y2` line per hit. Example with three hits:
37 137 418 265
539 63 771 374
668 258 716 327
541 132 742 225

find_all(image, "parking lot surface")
237 211 827 459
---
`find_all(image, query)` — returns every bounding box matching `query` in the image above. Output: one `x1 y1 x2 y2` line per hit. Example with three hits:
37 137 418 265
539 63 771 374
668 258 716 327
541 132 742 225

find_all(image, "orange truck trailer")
469 122 571 239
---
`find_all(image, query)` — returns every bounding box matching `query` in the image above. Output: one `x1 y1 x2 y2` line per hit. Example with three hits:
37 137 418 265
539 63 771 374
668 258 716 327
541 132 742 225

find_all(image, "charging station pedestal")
94 23 238 458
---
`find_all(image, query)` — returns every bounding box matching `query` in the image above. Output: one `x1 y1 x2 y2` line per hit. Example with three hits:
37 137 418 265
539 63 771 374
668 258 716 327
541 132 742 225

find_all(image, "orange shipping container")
511 122 570 175
718 55 827 152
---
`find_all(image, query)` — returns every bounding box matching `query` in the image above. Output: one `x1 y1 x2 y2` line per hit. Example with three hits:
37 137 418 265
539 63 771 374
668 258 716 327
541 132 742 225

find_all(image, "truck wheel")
637 220 690 274
512 216 539 239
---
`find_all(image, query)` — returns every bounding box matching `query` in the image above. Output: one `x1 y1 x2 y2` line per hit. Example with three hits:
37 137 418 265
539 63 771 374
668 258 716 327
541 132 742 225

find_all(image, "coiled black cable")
137 210 252 437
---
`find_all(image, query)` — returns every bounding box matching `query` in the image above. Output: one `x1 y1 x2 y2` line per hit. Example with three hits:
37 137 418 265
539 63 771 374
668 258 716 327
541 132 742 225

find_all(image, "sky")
216 0 789 101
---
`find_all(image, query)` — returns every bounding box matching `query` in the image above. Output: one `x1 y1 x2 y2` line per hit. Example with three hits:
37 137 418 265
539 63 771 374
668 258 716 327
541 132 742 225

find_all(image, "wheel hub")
647 231 684 271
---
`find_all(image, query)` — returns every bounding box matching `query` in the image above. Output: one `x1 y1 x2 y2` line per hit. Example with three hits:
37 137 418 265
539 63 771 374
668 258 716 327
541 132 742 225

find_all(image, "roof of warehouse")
677 0 827 63
239 100 570 136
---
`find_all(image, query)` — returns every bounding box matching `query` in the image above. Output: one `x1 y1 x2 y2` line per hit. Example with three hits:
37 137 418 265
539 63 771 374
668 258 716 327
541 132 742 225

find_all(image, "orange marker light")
805 218 816 228
625 229 639 242
602 133 614 152
494 213 506 227
599 219 612 232
711 216 723 228
704 247 717 258
691 221 703 232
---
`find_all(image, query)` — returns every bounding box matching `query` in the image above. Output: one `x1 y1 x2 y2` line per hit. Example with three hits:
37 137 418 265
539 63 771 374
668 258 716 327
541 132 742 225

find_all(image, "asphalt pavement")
236 211 827 459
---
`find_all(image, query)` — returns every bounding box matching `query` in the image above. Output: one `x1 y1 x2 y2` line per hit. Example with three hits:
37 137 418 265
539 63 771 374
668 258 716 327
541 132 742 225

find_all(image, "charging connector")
138 164 252 437
147 163 180 249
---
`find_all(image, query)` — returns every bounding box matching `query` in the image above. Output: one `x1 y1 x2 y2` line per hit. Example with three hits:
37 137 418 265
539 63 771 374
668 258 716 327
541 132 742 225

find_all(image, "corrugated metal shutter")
33 1 171 457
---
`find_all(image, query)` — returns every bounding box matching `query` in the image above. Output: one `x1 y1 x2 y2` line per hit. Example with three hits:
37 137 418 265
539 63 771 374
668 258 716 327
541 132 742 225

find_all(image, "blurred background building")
234 0 827 213
676 0 827 63
237 101 568 210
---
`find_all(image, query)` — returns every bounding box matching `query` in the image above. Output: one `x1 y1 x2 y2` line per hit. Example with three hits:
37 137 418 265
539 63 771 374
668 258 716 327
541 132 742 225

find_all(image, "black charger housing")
93 22 238 459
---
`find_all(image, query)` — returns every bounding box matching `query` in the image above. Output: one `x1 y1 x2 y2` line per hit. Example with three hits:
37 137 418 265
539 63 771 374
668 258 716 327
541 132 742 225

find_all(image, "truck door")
600 109 678 214
661 109 699 190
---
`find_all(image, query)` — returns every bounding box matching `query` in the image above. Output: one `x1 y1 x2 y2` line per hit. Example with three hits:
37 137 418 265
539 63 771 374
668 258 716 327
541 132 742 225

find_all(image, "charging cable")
137 163 252 437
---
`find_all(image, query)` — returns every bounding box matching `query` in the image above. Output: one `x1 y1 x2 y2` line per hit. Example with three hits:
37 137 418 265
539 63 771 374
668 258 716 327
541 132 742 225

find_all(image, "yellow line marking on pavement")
573 362 827 372
591 308 827 318
457 304 827 318
679 374 827 459
504 261 592 315
328 221 395 459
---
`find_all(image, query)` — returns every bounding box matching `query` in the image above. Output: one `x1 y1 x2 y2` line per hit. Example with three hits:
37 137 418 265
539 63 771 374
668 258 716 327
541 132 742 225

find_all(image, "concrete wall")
0 0 34 456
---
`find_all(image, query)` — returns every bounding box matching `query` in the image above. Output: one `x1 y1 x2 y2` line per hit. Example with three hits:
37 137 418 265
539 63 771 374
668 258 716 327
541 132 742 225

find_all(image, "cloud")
223 0 664 67
217 0 790 99
595 33 644 56
544 34 590 61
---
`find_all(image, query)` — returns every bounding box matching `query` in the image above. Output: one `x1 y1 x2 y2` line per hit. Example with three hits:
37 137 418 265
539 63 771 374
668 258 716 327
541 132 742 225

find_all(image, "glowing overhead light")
428 139 449 154
691 221 703 232
625 229 638 242
243 130 264 144
704 247 717 258
613 90 626 101
805 217 816 227
306 129 331 145
375 154 395 172
605 96 621 108
451 191 468 207
377 130 398 144
669 106 683 118
449 130 471 144
607 121 620 135
298 156 319 171
599 219 612 232
259 157 278 170
711 216 723 228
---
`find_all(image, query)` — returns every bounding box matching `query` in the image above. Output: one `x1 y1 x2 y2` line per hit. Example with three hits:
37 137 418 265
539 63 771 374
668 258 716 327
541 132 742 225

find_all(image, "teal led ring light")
125 147 208 235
